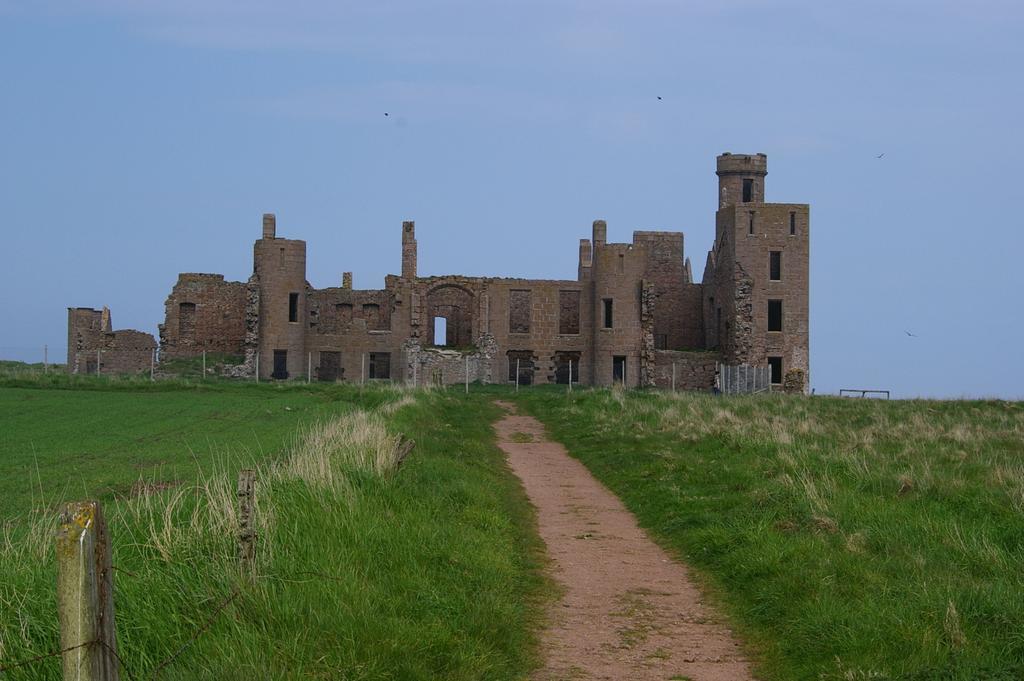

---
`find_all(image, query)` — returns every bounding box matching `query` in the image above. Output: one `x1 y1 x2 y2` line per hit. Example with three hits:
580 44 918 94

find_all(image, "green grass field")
0 376 547 679
515 387 1024 681
4 370 1023 680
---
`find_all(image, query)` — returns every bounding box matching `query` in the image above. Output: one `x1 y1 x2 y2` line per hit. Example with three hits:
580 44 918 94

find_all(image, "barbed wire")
148 586 240 679
0 639 97 674
0 583 240 679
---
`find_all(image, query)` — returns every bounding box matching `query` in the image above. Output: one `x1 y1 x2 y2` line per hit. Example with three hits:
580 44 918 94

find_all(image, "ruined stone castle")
67 152 809 391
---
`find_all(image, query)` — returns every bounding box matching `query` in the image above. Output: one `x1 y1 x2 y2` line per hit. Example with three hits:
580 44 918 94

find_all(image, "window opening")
272 350 288 379
603 299 613 328
559 290 581 335
770 251 781 281
368 352 391 379
768 300 783 332
319 351 342 382
613 356 626 384
742 178 753 202
178 302 196 338
768 356 783 385
288 293 299 322
433 317 448 346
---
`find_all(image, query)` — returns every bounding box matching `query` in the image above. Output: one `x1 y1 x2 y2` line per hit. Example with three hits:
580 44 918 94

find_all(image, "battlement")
716 152 767 175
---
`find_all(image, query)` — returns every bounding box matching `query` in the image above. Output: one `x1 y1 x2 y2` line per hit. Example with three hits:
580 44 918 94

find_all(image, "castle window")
742 178 753 202
618 253 625 273
288 293 299 322
748 212 755 235
272 349 288 379
368 352 390 380
655 334 668 350
433 316 448 346
603 299 613 328
362 303 383 330
613 356 626 384
559 290 580 335
178 302 196 339
768 356 783 385
507 350 534 385
790 212 796 235
509 290 531 334
768 300 783 332
554 351 581 385
770 251 782 281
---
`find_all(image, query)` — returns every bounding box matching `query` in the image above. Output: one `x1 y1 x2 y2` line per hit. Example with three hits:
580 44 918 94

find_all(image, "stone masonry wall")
159 273 246 359
67 307 156 375
651 350 720 391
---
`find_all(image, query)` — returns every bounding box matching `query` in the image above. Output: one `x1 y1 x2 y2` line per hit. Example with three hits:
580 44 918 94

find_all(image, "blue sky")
1 0 1021 398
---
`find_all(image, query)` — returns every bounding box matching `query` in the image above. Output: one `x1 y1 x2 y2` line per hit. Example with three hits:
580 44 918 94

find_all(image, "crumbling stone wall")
651 350 720 391
158 274 246 359
402 333 496 386
67 307 156 375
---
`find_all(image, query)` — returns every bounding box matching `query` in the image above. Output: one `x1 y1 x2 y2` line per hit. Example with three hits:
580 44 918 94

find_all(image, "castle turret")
253 214 307 380
716 152 767 208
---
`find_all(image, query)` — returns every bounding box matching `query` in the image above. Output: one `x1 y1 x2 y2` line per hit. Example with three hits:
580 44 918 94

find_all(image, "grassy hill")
516 387 1024 681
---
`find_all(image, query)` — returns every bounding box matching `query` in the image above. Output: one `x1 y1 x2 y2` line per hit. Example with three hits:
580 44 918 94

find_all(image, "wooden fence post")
55 501 119 681
237 470 256 571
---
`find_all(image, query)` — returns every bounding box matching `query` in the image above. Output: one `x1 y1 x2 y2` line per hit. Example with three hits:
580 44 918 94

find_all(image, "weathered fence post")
672 362 676 392
96 349 101 376
150 348 155 381
202 350 207 379
465 355 469 394
55 501 119 681
568 359 573 393
255 353 260 383
44 344 49 374
515 359 520 393
308 352 312 384
237 470 256 572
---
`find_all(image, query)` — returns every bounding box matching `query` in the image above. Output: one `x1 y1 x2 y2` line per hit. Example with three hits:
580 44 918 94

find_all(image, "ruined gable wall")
67 307 156 374
159 274 246 359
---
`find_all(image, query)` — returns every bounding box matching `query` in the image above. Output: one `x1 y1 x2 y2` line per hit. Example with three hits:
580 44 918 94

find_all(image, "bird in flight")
657 96 663 100
384 112 389 117
904 330 917 337
876 153 885 158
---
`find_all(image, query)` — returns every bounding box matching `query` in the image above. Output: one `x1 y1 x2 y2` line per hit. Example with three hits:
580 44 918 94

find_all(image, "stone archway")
425 284 475 347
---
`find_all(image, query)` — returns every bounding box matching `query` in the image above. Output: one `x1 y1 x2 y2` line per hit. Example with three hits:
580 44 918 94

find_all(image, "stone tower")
704 153 810 390
253 213 308 380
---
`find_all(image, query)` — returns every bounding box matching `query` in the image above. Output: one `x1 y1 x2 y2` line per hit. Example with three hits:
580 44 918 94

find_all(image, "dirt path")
494 401 756 681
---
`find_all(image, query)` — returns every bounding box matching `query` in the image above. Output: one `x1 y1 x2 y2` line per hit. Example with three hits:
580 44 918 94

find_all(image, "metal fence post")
55 501 119 681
